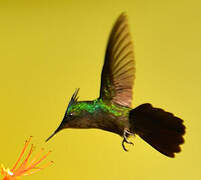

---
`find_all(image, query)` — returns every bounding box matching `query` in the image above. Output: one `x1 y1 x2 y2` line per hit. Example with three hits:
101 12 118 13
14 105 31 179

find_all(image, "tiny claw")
122 139 128 152
122 138 134 152
122 128 134 151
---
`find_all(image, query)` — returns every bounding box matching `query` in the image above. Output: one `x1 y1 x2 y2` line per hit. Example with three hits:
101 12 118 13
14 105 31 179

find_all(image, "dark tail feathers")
129 103 185 158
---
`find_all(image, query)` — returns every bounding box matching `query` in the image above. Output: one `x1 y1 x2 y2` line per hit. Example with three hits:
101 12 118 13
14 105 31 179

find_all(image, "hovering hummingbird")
46 13 185 157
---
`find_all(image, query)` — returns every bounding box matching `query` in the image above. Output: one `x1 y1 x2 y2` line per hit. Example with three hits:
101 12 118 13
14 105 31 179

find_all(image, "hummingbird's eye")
68 113 73 119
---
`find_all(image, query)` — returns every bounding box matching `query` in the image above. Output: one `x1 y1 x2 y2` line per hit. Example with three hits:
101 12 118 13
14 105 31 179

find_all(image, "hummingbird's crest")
64 88 79 117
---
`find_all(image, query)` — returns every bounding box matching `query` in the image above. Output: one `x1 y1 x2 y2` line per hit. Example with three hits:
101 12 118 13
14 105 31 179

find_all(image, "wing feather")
99 13 135 107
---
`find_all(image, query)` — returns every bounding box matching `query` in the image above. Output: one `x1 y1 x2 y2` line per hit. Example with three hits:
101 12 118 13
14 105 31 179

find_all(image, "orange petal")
11 136 32 172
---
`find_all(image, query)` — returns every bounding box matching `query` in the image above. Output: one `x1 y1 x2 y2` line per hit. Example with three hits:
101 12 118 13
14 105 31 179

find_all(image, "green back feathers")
68 99 129 117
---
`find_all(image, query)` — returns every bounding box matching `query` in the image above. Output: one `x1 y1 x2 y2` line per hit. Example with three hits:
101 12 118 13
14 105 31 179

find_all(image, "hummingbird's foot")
122 129 134 152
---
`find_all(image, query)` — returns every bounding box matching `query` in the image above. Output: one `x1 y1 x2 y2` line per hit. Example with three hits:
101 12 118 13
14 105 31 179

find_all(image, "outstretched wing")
99 13 135 107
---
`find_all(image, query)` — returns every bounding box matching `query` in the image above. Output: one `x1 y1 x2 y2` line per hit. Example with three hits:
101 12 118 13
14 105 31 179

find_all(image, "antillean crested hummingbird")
46 13 185 157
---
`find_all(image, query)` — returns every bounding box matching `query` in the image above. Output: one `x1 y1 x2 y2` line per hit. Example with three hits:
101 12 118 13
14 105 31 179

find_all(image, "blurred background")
0 0 200 179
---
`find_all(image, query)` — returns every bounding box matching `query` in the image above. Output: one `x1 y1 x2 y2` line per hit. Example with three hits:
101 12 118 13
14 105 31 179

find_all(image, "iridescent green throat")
68 99 130 117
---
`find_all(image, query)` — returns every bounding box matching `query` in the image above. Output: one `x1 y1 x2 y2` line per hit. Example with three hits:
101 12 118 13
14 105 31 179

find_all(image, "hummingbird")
46 13 185 158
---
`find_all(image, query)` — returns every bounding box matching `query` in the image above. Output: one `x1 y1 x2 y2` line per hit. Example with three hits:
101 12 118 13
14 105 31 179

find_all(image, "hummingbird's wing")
99 13 135 107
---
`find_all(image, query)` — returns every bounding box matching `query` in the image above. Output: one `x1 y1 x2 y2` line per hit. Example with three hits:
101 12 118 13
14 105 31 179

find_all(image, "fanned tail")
129 103 185 157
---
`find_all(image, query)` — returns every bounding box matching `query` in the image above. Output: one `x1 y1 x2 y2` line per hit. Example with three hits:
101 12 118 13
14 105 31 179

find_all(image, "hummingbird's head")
46 88 82 142
46 89 94 142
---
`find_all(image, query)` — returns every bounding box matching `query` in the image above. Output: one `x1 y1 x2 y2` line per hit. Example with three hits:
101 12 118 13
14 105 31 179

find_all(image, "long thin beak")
45 131 57 142
45 123 63 142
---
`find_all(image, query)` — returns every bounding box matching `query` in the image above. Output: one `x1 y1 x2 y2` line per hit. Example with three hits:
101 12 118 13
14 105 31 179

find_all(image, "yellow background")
0 0 200 179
